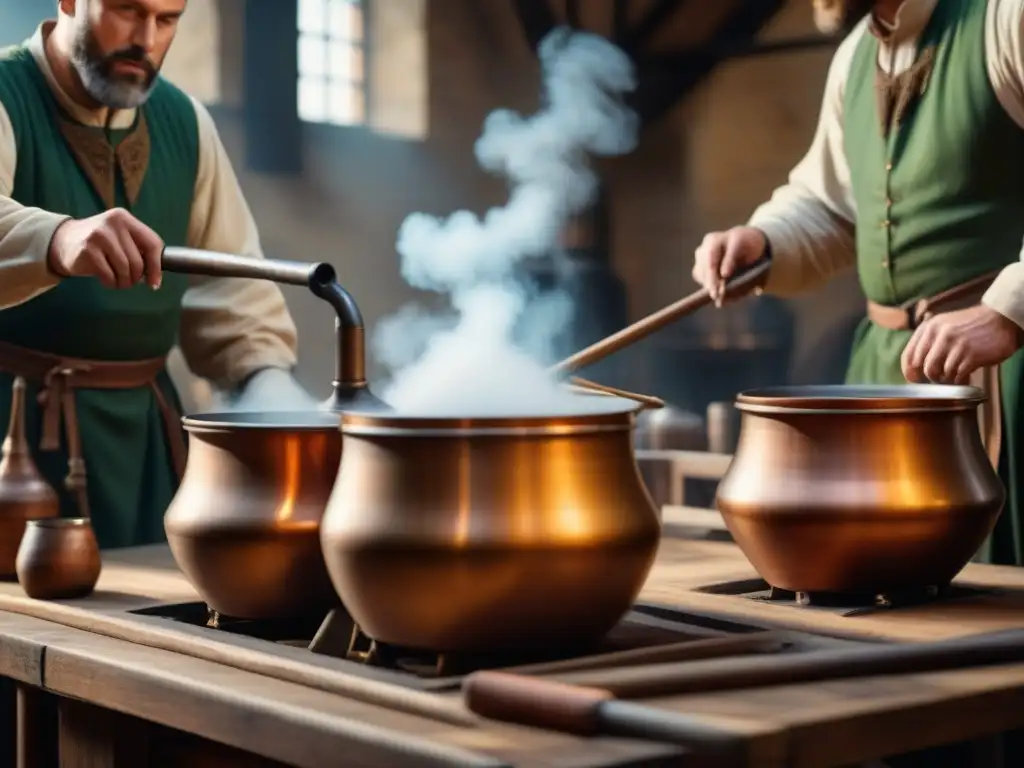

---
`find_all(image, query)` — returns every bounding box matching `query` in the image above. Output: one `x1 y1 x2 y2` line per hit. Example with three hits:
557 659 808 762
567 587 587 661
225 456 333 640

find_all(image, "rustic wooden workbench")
2 537 1024 767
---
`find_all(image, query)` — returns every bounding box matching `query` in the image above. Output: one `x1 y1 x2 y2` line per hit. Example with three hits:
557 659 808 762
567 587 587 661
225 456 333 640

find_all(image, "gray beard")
69 34 156 109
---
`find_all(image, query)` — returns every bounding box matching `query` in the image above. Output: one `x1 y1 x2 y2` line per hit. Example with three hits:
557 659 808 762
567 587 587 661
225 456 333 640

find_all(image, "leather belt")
866 269 1004 469
0 341 186 519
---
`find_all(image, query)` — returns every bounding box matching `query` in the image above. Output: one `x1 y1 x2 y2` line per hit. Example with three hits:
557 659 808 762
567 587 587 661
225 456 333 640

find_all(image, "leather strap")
866 269 1003 332
866 270 1005 470
0 341 186 519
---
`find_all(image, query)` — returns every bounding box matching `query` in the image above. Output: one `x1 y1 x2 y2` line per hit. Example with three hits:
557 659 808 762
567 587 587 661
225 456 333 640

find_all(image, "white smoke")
374 28 640 416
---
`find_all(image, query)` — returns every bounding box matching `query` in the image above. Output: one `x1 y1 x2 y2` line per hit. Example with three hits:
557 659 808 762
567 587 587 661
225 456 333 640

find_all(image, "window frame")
296 0 368 127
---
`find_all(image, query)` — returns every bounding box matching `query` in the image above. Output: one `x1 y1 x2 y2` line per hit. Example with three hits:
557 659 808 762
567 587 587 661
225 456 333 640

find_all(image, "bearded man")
693 0 1024 567
0 0 316 550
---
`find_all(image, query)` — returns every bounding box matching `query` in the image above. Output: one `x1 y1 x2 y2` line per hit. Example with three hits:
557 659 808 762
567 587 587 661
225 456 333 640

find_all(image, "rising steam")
374 28 640 416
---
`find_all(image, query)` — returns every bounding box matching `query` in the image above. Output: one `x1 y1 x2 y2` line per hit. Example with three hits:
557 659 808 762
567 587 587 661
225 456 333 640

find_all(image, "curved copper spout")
161 247 387 411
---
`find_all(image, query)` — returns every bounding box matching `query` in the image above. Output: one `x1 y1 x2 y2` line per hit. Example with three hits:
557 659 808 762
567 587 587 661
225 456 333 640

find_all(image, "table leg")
16 684 57 768
0 678 14 768
58 698 151 767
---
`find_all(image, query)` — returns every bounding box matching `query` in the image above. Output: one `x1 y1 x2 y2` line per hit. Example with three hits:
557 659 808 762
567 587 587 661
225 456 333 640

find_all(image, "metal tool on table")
463 628 1024 748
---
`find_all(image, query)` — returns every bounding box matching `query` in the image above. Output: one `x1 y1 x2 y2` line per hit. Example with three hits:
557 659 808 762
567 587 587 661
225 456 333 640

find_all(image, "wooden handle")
551 628 1024 698
550 257 772 377
463 672 612 736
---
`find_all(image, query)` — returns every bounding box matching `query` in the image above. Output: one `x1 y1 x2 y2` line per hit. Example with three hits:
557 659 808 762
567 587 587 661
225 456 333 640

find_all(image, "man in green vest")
693 0 1024 568
0 0 316 549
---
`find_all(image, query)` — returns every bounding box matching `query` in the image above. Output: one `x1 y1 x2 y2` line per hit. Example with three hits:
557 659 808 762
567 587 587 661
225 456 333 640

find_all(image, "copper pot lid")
735 384 986 415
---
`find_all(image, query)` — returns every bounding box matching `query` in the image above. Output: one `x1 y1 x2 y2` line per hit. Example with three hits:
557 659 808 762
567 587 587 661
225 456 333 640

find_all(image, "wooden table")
3 538 1024 767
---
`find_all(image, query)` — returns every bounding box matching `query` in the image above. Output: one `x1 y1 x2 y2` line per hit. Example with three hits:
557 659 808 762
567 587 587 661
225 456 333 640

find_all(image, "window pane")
298 34 328 77
328 0 364 41
328 43 364 83
297 0 327 33
327 82 365 124
298 77 328 122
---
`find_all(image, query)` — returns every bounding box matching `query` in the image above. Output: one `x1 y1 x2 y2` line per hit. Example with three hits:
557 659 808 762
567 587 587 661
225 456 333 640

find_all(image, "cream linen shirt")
0 23 298 390
750 0 1024 329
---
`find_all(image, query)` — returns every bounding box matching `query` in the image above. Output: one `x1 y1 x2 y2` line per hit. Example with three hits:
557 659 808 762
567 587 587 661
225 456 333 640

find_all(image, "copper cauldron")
320 403 662 653
164 411 342 619
715 385 1004 595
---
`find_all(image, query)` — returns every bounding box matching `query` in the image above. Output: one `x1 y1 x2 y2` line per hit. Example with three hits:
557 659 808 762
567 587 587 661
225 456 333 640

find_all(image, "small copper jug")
16 518 101 600
0 377 59 578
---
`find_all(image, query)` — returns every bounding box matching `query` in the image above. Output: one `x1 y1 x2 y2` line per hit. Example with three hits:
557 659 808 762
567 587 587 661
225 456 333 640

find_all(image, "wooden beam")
640 34 838 70
510 0 559 51
243 0 302 175
628 0 787 125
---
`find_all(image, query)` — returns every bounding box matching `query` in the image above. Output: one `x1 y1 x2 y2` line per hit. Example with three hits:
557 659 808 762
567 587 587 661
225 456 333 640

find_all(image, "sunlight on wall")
369 0 428 140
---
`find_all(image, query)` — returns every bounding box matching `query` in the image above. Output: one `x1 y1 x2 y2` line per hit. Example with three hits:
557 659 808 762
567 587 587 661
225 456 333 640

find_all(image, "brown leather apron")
0 341 187 518
866 270 1004 469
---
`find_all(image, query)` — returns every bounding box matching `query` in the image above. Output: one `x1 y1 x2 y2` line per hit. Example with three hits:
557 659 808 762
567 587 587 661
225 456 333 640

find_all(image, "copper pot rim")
182 411 340 433
340 407 635 437
735 384 986 414
25 517 91 530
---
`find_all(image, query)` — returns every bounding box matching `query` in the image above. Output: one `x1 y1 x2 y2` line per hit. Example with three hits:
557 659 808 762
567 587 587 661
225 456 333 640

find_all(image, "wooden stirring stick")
567 376 665 409
550 258 772 378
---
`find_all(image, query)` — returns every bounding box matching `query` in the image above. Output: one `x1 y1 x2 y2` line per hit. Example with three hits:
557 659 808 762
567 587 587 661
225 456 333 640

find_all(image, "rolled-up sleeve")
747 24 863 296
177 97 299 390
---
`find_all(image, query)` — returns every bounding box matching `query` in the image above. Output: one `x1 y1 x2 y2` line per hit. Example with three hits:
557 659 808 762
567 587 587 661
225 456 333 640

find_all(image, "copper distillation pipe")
161 247 386 411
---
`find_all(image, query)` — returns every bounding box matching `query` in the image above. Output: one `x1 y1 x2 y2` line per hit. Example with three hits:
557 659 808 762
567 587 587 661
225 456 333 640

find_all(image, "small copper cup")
15 518 101 600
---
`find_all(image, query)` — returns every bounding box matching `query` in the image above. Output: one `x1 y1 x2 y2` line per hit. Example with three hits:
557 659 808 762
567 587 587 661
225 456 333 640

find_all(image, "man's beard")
812 0 876 34
69 26 159 109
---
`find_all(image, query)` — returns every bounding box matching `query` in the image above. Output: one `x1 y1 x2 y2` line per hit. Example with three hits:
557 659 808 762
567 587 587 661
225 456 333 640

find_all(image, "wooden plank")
11 541 1024 766
0 613 681 768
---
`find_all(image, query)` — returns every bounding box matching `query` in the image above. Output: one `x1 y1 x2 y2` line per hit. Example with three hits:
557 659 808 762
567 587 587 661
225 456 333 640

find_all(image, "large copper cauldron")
715 385 1005 595
320 403 661 653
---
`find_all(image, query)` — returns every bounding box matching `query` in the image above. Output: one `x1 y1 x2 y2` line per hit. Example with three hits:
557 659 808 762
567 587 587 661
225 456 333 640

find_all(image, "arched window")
297 0 366 125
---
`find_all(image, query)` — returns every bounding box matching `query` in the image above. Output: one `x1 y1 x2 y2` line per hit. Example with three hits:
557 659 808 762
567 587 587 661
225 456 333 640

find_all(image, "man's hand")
692 226 768 304
901 305 1024 384
48 208 164 290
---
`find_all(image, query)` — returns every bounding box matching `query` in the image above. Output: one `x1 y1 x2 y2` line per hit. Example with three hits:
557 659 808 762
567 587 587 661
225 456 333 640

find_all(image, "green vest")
842 0 1024 566
844 0 1024 384
0 46 198 549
